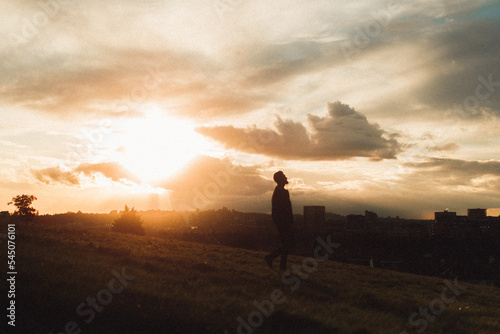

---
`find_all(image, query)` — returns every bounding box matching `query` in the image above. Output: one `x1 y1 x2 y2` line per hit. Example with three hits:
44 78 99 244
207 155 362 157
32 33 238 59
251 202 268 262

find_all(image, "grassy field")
4 221 500 334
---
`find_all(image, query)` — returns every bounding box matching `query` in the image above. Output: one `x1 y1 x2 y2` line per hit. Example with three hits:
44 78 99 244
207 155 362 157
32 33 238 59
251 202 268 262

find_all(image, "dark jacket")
272 186 293 230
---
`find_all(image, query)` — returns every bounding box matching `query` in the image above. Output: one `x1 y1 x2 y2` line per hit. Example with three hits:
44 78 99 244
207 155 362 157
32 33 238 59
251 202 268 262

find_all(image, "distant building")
435 210 457 223
468 208 487 220
365 210 378 223
303 206 325 233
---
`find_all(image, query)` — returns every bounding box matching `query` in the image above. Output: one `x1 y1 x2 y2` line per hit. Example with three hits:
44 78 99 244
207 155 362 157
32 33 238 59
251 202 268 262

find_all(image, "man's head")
273 171 288 186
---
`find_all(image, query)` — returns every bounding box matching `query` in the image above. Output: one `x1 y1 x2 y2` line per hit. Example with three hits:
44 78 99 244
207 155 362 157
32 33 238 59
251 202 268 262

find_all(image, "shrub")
112 205 145 235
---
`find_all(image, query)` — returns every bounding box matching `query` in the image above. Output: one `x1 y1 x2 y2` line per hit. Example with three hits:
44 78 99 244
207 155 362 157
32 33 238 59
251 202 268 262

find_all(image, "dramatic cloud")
75 162 140 184
197 101 401 161
404 158 500 190
32 166 81 186
32 162 139 186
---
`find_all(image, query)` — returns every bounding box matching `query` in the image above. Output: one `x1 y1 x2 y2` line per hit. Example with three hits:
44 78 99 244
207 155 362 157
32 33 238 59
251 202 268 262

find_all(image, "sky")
1 0 500 219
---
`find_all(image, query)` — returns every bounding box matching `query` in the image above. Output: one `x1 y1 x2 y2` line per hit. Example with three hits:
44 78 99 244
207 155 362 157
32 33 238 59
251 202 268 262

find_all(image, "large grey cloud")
197 101 401 161
403 157 500 189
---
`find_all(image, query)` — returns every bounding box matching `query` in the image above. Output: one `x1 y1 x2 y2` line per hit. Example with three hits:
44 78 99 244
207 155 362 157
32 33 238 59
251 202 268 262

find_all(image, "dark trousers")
269 226 295 270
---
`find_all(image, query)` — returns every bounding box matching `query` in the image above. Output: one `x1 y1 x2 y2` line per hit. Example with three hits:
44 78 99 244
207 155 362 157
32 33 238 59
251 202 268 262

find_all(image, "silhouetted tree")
8 194 38 221
112 205 145 235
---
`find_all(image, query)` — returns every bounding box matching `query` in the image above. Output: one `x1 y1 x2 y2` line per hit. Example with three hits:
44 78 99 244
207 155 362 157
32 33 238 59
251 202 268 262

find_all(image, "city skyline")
1 1 500 219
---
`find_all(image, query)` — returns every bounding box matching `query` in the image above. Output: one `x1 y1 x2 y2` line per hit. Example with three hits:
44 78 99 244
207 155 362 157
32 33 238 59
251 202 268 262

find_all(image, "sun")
116 110 208 183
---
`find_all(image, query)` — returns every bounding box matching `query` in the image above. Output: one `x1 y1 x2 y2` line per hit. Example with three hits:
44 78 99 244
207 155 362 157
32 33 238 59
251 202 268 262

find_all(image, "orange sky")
1 0 500 218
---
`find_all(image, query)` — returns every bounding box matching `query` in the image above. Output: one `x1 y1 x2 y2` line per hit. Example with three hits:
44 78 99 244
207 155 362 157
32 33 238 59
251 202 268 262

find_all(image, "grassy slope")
9 221 500 334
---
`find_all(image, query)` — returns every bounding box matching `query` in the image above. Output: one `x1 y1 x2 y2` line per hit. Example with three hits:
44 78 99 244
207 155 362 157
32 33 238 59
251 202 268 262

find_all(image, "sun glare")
117 110 208 183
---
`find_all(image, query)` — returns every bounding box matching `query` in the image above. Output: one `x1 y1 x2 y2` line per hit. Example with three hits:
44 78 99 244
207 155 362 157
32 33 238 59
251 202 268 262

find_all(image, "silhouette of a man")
265 171 295 271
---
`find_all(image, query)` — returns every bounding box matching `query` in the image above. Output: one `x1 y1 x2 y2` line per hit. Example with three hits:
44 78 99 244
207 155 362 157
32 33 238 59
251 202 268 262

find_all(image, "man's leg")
279 228 295 271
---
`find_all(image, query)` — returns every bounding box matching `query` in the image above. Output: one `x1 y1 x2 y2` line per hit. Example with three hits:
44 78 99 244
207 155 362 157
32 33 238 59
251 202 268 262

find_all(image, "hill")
4 220 500 334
